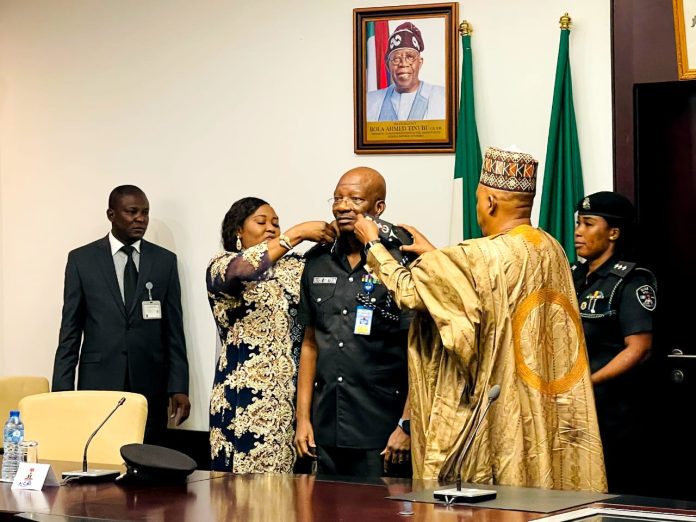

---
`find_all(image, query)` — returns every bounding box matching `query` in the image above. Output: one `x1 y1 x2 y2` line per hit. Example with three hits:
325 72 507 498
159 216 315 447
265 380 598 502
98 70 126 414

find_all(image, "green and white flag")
449 23 482 243
539 16 584 262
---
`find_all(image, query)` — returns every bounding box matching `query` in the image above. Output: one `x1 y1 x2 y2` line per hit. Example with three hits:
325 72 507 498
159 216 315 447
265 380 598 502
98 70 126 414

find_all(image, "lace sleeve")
206 242 272 296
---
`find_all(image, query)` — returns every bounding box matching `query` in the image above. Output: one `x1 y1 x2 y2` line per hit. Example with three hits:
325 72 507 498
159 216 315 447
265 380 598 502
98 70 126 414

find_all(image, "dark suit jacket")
52 236 189 411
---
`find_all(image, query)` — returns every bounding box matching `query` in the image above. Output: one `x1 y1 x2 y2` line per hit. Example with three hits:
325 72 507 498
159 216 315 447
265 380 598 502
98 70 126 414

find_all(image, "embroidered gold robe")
367 225 606 492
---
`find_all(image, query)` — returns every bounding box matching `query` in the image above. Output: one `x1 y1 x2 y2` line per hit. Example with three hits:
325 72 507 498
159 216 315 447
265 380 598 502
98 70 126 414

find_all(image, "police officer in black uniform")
294 167 411 477
572 191 657 494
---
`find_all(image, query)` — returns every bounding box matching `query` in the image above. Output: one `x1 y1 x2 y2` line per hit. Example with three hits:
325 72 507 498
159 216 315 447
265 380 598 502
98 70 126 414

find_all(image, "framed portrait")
673 0 696 79
353 3 459 154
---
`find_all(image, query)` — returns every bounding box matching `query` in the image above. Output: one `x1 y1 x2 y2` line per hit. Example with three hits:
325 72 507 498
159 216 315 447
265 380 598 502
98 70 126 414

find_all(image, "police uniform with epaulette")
572 258 657 378
297 238 411 474
572 191 657 494
572 256 656 492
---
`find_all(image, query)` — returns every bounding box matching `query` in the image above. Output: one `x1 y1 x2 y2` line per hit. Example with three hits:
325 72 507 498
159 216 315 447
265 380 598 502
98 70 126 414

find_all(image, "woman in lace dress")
207 197 335 473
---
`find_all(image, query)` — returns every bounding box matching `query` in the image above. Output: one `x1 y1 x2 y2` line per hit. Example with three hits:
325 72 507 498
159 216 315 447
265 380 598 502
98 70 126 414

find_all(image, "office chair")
0 376 49 450
19 390 148 465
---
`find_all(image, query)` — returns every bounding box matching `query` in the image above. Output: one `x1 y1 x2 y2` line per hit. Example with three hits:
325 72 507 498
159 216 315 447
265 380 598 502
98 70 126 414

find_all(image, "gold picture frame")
353 3 459 153
673 0 696 79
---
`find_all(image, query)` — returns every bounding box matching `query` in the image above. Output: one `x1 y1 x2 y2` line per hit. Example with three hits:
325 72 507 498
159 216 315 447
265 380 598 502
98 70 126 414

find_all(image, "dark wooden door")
635 80 696 501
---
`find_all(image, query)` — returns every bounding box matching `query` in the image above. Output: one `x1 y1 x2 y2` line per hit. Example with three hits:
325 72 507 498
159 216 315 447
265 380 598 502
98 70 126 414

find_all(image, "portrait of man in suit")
366 21 446 122
52 185 190 443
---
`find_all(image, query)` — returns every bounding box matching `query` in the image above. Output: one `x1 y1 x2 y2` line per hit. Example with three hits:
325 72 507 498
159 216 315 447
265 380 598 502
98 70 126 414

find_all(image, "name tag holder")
142 282 162 320
354 306 373 335
354 277 376 335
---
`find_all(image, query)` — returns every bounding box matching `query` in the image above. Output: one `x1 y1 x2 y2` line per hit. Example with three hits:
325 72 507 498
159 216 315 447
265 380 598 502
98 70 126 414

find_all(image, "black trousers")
124 370 168 446
316 446 384 478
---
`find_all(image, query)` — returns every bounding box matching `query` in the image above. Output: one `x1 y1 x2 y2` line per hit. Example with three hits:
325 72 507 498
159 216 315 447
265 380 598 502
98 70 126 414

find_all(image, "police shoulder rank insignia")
610 261 636 277
636 285 656 311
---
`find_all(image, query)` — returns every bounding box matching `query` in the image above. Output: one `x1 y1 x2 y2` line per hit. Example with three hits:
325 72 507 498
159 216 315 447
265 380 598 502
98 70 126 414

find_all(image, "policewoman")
572 191 657 494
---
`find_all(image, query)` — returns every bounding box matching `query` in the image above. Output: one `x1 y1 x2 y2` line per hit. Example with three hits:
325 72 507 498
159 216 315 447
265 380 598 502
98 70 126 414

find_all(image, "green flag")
450 25 482 242
539 20 584 263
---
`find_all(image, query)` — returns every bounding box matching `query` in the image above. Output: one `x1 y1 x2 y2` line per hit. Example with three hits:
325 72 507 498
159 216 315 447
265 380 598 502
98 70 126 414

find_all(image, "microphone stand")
433 385 500 504
62 397 127 481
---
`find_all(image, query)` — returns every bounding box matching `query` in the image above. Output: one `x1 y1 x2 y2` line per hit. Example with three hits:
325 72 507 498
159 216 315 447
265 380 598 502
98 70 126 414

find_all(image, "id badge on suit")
142 301 162 319
142 281 162 320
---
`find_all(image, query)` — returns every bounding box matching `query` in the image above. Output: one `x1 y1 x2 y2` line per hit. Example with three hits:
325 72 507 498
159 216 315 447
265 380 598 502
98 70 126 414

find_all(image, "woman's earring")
236 236 242 251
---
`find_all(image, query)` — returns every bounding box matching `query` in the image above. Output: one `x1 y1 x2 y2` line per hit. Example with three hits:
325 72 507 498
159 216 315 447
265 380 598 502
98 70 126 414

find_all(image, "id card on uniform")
354 306 373 335
142 300 162 320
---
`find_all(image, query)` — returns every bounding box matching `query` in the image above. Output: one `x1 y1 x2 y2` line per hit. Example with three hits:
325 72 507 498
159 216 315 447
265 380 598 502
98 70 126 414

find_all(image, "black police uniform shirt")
297 240 411 450
571 255 656 434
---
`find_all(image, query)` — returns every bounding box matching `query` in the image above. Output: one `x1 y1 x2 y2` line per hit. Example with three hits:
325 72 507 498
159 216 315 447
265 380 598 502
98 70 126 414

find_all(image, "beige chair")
0 376 49 450
19 391 148 465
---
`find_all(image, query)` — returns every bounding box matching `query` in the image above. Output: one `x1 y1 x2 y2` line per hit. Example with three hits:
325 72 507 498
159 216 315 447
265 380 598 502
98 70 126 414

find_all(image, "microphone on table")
62 397 126 481
433 384 501 504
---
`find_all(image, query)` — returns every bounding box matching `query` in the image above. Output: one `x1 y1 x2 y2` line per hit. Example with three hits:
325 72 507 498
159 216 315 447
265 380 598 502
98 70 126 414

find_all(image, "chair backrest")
18 391 148 465
0 376 50 450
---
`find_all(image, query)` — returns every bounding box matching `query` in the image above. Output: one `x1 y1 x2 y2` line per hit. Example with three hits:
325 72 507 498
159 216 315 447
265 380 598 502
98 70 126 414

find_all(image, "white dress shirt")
109 232 141 304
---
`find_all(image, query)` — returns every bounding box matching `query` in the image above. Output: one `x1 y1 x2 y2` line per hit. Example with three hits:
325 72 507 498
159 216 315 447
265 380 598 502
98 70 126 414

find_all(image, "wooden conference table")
2 459 696 522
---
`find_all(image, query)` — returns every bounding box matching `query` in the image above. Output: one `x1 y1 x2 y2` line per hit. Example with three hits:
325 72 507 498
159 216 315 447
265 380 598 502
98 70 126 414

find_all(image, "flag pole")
538 12 584 263
449 19 483 243
559 12 571 30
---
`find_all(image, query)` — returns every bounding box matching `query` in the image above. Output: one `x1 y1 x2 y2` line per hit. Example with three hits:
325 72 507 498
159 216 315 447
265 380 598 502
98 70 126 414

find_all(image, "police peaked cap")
576 191 635 222
120 443 196 483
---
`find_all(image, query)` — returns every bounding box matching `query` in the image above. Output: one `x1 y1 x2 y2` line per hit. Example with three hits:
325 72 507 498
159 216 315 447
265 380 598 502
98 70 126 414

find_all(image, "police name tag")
142 300 162 320
313 277 337 284
354 306 373 335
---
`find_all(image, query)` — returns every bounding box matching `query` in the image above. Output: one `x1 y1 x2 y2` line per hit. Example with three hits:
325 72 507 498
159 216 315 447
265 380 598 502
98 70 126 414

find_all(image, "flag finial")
459 20 473 36
560 13 572 30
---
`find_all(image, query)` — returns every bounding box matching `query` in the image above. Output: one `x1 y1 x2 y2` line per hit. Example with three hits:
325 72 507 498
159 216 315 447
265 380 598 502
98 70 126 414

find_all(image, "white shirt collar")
109 232 141 256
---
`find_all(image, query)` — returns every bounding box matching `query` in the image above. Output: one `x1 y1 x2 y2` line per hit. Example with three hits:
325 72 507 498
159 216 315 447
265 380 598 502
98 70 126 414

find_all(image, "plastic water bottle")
1 410 24 481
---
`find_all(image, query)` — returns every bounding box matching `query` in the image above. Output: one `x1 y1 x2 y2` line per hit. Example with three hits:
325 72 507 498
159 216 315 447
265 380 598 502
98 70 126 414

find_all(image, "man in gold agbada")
354 147 607 492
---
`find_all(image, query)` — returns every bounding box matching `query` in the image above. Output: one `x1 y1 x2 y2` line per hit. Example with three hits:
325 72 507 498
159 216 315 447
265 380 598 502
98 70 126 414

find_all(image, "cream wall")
0 0 612 430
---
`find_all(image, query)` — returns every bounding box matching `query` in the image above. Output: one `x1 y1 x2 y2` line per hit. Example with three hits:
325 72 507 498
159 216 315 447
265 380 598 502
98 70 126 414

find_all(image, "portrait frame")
673 0 696 79
353 3 459 154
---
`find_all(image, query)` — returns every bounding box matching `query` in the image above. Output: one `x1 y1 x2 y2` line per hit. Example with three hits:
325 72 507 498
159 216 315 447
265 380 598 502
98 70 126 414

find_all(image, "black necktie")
121 245 138 310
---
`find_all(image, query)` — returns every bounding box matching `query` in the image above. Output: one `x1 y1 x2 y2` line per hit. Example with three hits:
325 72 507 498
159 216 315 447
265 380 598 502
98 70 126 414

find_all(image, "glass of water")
19 440 39 464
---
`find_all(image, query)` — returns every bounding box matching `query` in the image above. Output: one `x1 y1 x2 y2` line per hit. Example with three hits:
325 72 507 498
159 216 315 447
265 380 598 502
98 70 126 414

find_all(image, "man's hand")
169 393 191 426
294 419 317 459
380 426 411 472
354 214 380 245
398 224 436 257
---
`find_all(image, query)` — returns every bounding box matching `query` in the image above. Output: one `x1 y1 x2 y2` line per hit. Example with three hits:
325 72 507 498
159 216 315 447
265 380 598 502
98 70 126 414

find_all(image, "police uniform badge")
582 197 591 210
580 290 604 313
636 285 656 311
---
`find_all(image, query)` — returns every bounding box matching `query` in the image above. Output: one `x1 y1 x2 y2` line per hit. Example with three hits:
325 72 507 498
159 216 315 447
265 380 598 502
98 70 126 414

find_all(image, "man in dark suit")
52 185 190 443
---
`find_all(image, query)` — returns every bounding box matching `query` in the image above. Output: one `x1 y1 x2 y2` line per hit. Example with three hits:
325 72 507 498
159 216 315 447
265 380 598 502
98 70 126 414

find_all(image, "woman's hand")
399 223 436 257
286 221 337 246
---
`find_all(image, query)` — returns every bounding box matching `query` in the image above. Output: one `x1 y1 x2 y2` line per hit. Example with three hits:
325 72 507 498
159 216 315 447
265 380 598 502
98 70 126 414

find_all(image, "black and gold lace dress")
206 242 304 473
